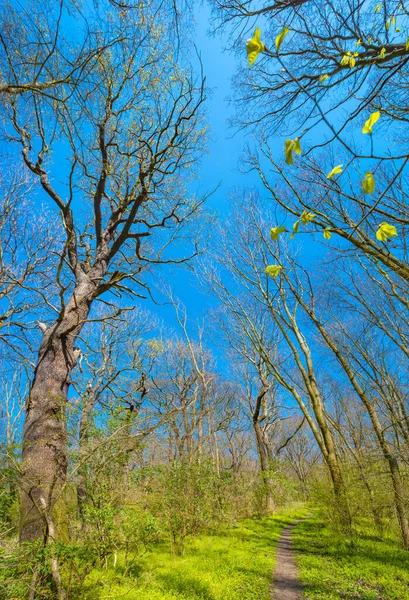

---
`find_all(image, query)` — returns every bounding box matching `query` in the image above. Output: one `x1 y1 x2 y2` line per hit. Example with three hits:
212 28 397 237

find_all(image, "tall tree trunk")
253 419 275 513
20 275 98 542
304 377 351 529
296 291 409 547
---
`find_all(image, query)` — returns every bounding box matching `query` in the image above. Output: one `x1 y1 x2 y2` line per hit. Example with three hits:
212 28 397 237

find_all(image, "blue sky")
144 3 264 331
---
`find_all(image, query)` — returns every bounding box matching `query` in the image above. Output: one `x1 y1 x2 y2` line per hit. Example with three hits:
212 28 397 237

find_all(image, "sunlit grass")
81 504 308 599
293 512 409 600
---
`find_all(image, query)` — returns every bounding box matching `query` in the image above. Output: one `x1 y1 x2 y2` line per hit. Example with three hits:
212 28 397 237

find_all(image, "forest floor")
82 505 307 600
79 507 409 600
293 512 409 600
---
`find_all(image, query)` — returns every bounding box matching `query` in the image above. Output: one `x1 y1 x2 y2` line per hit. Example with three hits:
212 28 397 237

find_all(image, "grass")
80 504 308 600
292 512 409 600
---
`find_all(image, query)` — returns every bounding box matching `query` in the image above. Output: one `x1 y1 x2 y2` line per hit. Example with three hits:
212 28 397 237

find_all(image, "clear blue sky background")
144 3 264 331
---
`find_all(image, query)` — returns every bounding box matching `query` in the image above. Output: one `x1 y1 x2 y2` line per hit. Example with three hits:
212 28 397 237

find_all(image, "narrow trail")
271 516 310 600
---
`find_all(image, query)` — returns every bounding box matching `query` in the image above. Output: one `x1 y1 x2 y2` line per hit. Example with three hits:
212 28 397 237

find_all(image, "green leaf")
291 219 301 237
294 138 302 155
327 165 343 179
376 222 398 242
323 227 332 240
362 111 381 134
270 226 287 241
300 210 315 225
285 138 302 165
285 139 294 165
319 74 329 82
246 28 265 66
265 265 283 278
340 52 359 68
362 171 375 194
275 27 289 53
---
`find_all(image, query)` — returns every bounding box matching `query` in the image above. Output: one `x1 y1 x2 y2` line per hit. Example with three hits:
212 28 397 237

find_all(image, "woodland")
1 0 409 599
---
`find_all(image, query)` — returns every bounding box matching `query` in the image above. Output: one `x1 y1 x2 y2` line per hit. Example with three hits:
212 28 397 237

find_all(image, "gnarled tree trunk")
20 274 98 542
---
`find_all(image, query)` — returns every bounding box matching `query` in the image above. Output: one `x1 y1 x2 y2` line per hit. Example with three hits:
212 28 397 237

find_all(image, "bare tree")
0 166 58 360
1 1 208 547
203 193 352 526
0 0 197 98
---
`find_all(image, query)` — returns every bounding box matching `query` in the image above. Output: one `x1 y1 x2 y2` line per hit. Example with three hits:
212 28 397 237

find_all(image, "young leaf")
319 74 329 82
291 219 301 238
376 222 398 242
246 28 265 66
300 210 315 225
285 139 294 165
294 138 302 155
284 138 302 165
362 111 380 134
362 171 375 194
379 47 386 58
341 52 359 68
275 26 289 52
270 226 287 241
323 227 332 239
265 265 283 278
327 165 343 179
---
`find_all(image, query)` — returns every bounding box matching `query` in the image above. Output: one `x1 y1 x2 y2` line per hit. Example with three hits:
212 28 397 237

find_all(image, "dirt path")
271 517 309 600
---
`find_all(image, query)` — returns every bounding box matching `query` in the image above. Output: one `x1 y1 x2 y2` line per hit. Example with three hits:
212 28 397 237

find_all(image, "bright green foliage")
362 171 375 194
291 211 315 238
81 506 308 600
300 210 315 225
362 111 380 134
293 513 409 599
340 52 359 67
284 138 301 165
275 26 289 52
327 165 343 179
291 219 301 238
265 265 282 278
246 28 265 65
376 222 398 242
270 226 287 241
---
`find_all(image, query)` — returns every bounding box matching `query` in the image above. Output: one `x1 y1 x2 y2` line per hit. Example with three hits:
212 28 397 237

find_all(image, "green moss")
293 512 409 600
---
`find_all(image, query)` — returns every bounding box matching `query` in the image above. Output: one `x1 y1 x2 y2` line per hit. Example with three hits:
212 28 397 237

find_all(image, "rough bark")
20 274 99 542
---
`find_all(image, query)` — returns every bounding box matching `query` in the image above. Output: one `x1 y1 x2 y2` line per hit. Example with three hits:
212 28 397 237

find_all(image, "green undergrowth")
293 512 409 600
80 504 308 600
